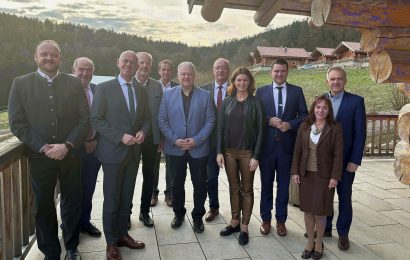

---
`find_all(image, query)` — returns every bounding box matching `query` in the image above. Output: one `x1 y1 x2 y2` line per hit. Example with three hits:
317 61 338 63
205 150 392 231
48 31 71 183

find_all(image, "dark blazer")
335 92 366 168
91 77 151 163
8 72 89 156
291 122 343 181
255 83 308 154
134 77 163 145
170 80 179 87
158 86 215 158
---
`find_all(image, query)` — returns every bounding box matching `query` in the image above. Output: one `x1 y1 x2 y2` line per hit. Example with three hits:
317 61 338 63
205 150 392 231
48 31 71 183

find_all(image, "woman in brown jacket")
291 95 343 260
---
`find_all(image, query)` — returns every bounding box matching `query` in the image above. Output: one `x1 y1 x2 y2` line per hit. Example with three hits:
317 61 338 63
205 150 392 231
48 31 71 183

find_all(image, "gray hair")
72 57 95 70
177 61 196 74
326 67 347 80
136 52 153 65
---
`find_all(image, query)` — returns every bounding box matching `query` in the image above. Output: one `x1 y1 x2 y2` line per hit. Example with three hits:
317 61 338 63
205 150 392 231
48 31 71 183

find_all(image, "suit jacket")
8 72 89 157
91 77 151 163
334 91 366 168
256 83 308 155
291 122 343 181
170 80 179 87
158 86 215 158
134 77 163 145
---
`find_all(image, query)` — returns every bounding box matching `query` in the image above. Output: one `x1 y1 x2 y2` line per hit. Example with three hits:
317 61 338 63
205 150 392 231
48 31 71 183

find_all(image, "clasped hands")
42 144 69 160
216 153 259 172
269 117 291 132
121 131 145 145
292 175 338 190
175 138 196 151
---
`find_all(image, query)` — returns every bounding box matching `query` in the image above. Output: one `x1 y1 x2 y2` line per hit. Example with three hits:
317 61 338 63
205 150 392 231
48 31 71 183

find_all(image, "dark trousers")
102 150 140 244
140 136 157 213
170 152 208 220
326 169 355 236
153 154 173 197
80 152 101 226
29 156 82 258
259 143 292 223
224 148 255 225
206 147 220 209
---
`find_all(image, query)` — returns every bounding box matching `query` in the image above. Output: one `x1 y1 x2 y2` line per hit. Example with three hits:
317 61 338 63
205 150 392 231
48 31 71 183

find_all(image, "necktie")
217 85 223 112
277 86 283 119
126 83 136 120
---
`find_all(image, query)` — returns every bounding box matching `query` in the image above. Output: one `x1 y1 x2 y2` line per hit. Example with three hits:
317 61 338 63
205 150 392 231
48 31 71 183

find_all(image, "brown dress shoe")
117 234 145 249
260 221 271 235
204 208 219 222
276 222 287 237
338 236 350 251
150 195 158 207
106 245 121 260
165 195 173 207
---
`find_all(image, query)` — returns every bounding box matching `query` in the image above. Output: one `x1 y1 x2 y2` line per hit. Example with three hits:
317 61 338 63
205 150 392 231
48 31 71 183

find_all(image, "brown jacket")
291 122 343 181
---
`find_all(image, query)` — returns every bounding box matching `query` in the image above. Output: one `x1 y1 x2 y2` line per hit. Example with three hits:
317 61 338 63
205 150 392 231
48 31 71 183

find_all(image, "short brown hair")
158 59 174 71
271 58 288 70
227 67 256 96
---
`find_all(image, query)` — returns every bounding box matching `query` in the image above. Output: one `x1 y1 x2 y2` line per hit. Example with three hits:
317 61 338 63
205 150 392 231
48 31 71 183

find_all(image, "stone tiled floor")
26 159 410 260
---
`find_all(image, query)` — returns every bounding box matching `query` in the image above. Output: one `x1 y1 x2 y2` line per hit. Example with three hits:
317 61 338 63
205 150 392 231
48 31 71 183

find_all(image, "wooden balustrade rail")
366 114 398 156
0 137 35 260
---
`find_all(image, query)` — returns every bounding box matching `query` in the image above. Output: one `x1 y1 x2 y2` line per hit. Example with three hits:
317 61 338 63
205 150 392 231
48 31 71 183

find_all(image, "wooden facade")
310 47 336 62
251 46 310 68
333 41 368 61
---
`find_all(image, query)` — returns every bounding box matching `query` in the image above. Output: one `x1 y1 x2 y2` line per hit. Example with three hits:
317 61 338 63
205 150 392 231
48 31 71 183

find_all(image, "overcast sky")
2 0 307 46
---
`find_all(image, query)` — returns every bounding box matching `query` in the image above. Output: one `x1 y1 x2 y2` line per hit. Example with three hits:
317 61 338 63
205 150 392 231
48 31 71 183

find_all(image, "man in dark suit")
152 59 179 207
200 57 230 222
72 57 102 237
133 51 163 228
158 62 215 233
256 58 308 237
324 67 366 251
8 40 89 260
91 50 150 260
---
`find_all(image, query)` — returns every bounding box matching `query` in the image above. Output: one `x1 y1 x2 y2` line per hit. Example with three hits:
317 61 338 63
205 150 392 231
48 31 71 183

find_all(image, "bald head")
213 58 230 85
72 57 94 88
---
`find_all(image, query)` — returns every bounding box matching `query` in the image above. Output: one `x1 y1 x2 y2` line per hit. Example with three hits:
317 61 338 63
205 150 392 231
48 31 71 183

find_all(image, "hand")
277 122 291 132
216 153 225 169
269 117 282 127
346 162 358 173
41 144 53 154
249 158 259 172
121 133 138 146
135 131 145 144
328 179 338 190
85 140 97 154
292 174 300 184
184 138 196 150
44 144 68 160
175 139 188 150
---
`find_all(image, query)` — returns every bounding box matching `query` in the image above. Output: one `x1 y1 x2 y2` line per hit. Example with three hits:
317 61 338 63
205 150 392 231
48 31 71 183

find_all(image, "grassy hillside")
255 68 395 114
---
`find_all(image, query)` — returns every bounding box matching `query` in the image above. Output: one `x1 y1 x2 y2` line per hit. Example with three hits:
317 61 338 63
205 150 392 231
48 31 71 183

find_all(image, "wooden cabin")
252 46 311 68
333 41 368 61
310 47 336 62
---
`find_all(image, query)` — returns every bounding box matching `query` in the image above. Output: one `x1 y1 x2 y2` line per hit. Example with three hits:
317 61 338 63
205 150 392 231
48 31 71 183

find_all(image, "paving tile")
159 243 205 260
352 201 397 226
388 188 410 198
354 183 401 199
121 226 160 260
77 220 106 253
385 198 410 212
359 173 405 189
323 236 382 260
80 250 106 259
154 214 197 245
380 210 410 229
245 236 294 260
349 218 394 245
291 248 339 260
271 219 307 253
353 190 399 211
366 242 410 260
373 224 410 250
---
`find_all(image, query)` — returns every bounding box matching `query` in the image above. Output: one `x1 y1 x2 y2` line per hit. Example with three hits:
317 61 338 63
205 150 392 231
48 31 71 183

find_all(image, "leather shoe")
301 247 314 259
65 249 80 260
204 208 219 222
260 221 271 235
106 245 121 260
165 195 173 207
338 236 350 251
150 195 158 207
238 231 249 245
312 242 324 260
276 221 287 237
139 213 154 227
117 234 145 249
171 216 184 228
80 222 101 237
220 225 240 236
193 219 204 233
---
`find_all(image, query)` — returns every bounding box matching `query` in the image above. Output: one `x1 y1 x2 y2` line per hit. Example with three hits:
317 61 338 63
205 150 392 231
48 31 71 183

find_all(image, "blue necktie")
126 83 135 120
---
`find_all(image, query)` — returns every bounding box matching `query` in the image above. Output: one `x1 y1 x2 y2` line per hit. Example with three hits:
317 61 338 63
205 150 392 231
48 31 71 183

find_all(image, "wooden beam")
369 49 410 84
201 0 226 22
311 0 410 28
254 0 286 27
361 27 410 53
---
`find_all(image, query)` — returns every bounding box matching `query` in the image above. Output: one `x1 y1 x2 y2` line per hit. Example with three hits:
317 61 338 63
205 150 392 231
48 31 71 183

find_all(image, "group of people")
8 39 366 260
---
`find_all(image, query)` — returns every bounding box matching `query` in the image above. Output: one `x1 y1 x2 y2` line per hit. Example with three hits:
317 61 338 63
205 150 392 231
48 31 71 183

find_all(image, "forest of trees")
0 12 360 108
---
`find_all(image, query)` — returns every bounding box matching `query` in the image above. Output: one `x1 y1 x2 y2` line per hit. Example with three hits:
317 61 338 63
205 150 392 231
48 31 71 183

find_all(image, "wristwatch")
64 142 74 150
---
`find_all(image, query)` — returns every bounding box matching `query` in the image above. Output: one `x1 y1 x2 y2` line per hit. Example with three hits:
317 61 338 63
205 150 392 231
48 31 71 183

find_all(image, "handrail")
365 114 398 156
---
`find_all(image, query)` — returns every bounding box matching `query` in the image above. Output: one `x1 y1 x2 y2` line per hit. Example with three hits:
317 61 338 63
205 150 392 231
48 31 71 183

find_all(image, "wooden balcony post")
12 161 22 256
1 168 13 260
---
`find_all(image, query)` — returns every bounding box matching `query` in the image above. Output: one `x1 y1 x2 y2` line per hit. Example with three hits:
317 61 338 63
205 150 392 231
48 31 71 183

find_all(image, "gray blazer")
158 86 215 158
135 78 163 145
91 77 151 163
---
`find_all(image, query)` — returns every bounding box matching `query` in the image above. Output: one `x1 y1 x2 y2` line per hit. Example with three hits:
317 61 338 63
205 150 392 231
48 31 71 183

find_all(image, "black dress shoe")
139 213 154 227
338 236 350 251
220 225 240 236
80 222 101 237
171 216 184 228
65 249 81 260
301 247 315 259
238 231 249 245
193 219 204 233
312 242 324 260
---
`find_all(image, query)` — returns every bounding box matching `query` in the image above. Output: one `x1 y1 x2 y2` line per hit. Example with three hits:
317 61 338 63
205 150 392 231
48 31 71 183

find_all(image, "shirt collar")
37 68 59 82
160 80 171 89
214 81 228 90
272 82 287 89
329 91 344 100
118 75 133 86
135 76 148 86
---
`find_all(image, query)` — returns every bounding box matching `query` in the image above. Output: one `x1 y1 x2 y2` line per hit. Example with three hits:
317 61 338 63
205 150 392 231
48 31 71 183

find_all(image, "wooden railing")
0 137 35 260
365 114 399 156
